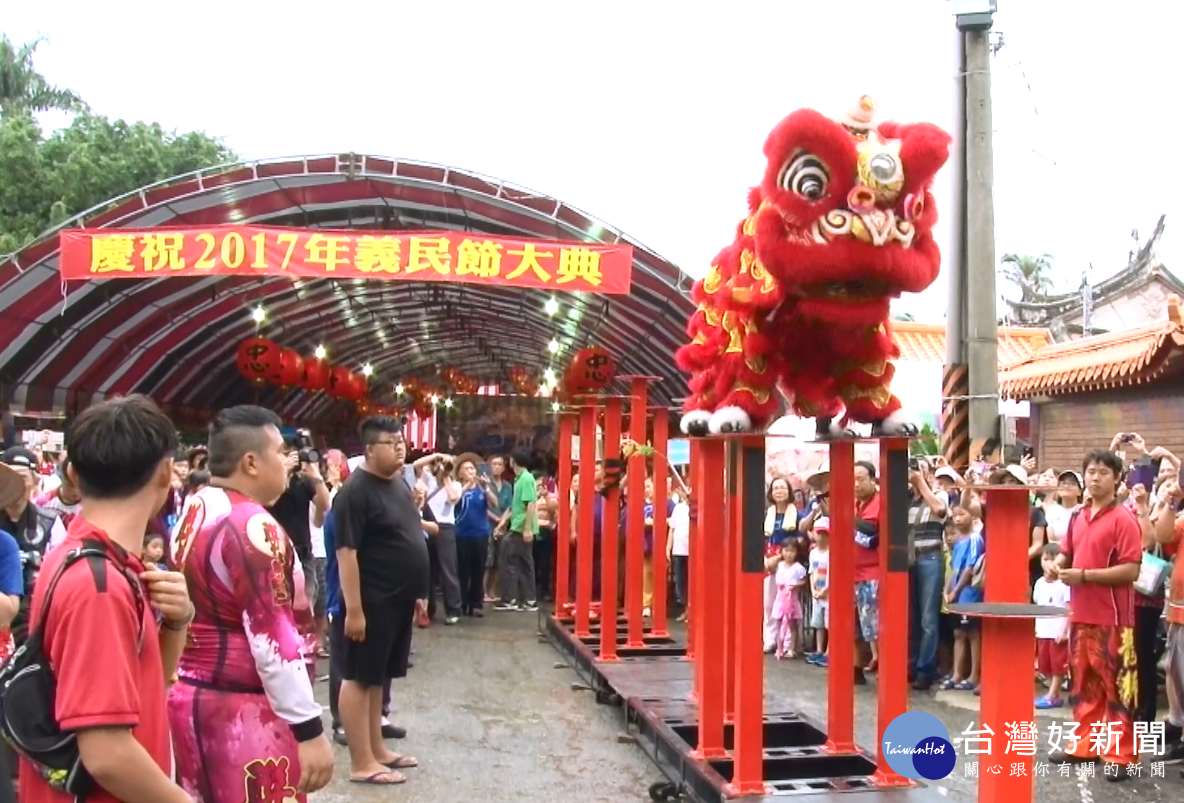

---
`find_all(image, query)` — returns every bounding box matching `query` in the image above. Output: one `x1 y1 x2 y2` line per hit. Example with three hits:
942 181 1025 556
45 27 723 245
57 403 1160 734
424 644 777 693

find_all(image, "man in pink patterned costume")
167 406 334 803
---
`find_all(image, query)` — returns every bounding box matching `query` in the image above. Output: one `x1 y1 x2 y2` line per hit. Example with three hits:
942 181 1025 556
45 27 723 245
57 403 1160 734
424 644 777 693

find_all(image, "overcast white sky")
6 0 1179 321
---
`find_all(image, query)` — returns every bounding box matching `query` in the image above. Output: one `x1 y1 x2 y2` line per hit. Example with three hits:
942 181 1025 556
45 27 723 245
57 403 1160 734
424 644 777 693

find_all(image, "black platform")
543 613 949 800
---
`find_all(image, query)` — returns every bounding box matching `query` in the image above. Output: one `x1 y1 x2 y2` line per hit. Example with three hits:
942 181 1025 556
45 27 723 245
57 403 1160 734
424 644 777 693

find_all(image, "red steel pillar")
555 413 574 615
723 441 738 722
874 438 912 787
650 410 670 638
686 439 700 666
725 435 771 796
978 485 1035 802
625 378 649 647
692 438 727 759
599 398 623 662
719 440 767 800
824 440 856 754
575 402 598 638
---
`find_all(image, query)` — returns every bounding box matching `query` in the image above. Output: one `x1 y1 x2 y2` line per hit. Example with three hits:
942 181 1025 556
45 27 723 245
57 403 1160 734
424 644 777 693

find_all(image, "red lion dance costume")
677 96 950 438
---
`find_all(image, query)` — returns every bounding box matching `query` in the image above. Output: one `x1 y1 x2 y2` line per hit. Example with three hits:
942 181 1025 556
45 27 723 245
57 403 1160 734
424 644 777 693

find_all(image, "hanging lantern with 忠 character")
326 366 354 398
301 357 329 392
271 349 305 388
564 347 617 395
236 338 281 386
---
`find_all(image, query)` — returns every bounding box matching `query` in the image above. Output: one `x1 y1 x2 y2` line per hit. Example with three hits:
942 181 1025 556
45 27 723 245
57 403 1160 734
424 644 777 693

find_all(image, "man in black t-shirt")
267 448 330 611
333 416 427 786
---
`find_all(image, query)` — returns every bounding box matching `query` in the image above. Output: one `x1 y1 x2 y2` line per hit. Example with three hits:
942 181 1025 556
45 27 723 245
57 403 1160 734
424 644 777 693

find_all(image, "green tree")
0 34 235 255
912 423 941 457
0 113 236 254
0 34 86 117
1000 253 1054 302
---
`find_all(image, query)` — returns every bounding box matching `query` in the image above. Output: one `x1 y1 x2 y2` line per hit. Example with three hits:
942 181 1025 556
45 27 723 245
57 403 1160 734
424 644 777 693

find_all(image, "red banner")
59 225 633 294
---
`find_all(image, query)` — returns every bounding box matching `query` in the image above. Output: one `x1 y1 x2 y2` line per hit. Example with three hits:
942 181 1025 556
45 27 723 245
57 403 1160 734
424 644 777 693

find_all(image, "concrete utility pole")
953 1 999 445
942 23 970 470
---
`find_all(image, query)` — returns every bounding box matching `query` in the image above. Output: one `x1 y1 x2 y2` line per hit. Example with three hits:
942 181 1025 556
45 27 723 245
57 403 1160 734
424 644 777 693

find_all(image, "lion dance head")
753 94 950 325
676 97 950 437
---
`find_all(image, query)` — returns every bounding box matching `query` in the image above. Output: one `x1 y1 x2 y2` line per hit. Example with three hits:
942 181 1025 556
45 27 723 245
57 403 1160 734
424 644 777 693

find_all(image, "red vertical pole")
575 402 597 638
824 440 856 753
692 438 727 760
625 378 649 647
874 438 912 787
723 442 738 722
978 486 1035 803
650 410 670 637
554 413 574 615
599 398 623 662
686 440 700 664
726 435 771 797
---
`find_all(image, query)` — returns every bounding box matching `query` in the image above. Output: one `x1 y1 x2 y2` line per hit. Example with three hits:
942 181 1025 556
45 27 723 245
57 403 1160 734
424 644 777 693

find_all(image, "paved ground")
313 610 657 803
312 612 1183 802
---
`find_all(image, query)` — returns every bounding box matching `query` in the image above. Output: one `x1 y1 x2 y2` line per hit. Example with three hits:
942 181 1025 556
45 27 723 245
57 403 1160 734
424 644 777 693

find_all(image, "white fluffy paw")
681 411 711 436
707 406 752 434
878 408 921 436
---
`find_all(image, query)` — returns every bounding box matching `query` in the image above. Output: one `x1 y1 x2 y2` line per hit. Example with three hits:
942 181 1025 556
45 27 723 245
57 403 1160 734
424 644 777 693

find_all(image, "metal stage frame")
543 611 949 801
542 373 1042 801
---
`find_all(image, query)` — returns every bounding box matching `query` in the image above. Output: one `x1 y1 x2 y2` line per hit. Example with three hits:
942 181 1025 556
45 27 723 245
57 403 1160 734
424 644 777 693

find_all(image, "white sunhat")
806 463 831 491
934 466 961 482
1003 464 1029 485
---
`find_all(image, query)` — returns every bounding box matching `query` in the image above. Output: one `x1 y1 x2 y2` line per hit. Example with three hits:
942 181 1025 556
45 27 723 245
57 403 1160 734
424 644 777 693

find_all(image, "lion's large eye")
779 153 829 201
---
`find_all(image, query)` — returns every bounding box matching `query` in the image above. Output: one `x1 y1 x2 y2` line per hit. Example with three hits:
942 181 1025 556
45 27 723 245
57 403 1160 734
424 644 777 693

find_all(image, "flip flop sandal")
939 678 959 691
954 681 978 692
351 770 406 785
383 755 418 769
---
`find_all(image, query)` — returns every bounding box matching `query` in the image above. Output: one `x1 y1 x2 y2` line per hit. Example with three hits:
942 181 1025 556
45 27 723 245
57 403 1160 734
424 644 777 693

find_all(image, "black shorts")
955 615 979 632
337 598 416 687
940 613 957 643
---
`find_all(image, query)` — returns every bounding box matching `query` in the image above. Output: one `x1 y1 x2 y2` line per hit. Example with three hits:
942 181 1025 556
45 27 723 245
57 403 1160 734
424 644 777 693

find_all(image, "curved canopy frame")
0 154 695 423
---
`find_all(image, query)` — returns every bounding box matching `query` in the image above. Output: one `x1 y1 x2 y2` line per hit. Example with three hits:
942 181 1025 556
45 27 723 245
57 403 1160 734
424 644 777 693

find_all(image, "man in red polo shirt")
20 396 194 803
1051 449 1142 782
853 460 880 685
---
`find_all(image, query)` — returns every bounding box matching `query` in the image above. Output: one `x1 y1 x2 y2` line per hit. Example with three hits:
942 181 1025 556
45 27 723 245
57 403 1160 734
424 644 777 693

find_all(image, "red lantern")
565 347 616 394
271 349 305 388
327 366 353 398
236 338 281 386
301 357 329 392
346 373 367 401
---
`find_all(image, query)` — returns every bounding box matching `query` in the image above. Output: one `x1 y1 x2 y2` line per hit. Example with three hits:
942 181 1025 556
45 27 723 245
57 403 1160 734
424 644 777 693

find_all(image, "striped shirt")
908 490 949 552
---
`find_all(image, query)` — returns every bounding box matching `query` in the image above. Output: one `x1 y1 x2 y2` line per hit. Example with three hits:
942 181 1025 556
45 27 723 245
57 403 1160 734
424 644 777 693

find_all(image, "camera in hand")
299 448 320 465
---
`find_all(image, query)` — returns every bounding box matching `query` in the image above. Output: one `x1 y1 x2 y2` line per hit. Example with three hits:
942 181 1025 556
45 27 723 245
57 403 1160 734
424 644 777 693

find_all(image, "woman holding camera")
454 455 498 616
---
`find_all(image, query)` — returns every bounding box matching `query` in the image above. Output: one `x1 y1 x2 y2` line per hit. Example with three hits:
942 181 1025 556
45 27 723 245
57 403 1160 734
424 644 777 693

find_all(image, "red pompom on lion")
676 95 951 439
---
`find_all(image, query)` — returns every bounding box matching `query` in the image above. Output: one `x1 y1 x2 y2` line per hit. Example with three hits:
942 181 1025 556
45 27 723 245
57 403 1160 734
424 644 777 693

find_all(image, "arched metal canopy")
0 154 695 423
